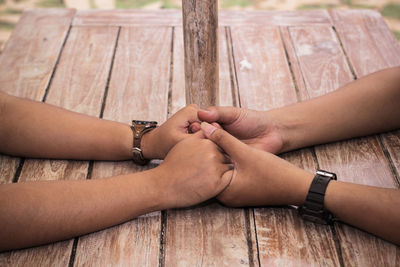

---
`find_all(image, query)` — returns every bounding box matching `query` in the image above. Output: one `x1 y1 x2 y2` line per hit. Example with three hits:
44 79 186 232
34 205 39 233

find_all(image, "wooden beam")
182 0 219 108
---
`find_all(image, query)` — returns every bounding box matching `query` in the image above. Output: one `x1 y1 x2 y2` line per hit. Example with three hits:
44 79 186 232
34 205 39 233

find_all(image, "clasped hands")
140 104 312 211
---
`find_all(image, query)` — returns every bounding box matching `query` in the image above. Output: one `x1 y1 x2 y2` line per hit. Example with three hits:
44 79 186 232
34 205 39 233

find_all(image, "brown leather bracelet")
130 120 157 165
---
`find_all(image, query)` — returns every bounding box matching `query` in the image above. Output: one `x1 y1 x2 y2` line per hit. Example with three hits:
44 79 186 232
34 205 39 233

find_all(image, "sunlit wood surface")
0 8 399 266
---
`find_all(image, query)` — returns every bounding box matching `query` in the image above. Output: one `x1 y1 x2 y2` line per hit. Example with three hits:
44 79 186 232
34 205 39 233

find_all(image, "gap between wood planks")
226 25 260 267
158 25 175 267
65 25 121 267
279 25 346 267
11 23 75 185
331 25 400 188
160 25 258 266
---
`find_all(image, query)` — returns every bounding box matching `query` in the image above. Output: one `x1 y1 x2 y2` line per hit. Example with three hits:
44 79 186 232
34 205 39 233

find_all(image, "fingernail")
200 109 212 114
201 122 217 137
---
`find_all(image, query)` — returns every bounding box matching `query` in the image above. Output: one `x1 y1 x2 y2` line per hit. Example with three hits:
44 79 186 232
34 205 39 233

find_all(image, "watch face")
316 170 337 180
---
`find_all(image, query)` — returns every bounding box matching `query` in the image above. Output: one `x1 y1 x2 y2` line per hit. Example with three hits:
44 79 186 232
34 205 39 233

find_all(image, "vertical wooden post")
182 0 218 108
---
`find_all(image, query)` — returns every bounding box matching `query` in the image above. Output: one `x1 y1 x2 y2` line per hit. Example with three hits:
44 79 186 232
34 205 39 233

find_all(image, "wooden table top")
0 8 399 266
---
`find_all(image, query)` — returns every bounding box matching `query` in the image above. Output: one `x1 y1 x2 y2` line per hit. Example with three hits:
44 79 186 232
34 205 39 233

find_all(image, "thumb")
198 106 241 125
201 122 247 160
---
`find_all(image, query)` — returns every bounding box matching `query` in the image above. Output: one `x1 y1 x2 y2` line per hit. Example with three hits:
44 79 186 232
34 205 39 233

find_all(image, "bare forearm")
268 67 400 152
325 181 400 245
0 169 163 251
0 92 132 160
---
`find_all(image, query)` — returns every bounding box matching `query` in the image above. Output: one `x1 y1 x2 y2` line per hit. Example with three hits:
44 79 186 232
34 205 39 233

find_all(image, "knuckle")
212 129 224 142
187 103 199 110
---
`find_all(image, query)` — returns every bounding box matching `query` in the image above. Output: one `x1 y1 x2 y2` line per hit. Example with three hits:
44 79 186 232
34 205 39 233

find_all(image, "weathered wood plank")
164 26 253 267
0 8 75 99
169 27 185 115
73 27 172 266
220 27 239 107
170 27 237 113
330 9 400 184
73 10 331 27
288 25 400 266
329 9 400 75
182 0 218 108
220 10 331 26
0 156 19 185
0 241 74 267
166 204 252 266
231 25 340 266
0 26 119 266
231 26 298 110
74 162 162 266
0 8 75 185
73 9 182 26
280 27 306 102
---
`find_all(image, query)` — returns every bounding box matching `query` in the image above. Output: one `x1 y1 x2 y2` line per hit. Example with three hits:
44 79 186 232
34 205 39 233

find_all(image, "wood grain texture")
219 27 239 107
0 241 74 267
73 27 172 266
2 9 399 266
288 25 400 266
329 9 400 75
170 26 237 113
73 161 162 267
166 204 252 266
330 9 400 185
0 8 75 185
182 0 219 108
165 25 252 267
220 10 331 26
72 10 331 27
44 26 119 115
0 8 75 99
73 9 182 26
231 26 298 110
230 25 340 266
289 25 352 99
279 26 307 102
0 155 19 184
0 26 119 266
169 27 186 115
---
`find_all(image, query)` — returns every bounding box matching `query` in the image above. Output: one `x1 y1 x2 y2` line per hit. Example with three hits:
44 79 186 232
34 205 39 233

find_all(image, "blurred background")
0 0 400 53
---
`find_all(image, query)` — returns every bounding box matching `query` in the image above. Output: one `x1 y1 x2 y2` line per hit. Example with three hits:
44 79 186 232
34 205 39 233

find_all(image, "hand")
152 132 233 209
142 104 200 159
201 122 313 207
191 106 284 154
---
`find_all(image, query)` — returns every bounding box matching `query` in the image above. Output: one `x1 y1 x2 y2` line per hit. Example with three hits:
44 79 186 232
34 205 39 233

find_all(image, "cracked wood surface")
0 8 399 267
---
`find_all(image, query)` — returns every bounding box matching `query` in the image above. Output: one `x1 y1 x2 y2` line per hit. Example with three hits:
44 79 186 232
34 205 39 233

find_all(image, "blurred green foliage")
221 0 251 8
161 0 179 9
0 20 15 30
394 31 400 41
116 0 159 9
298 4 338 9
0 8 23 15
115 0 180 9
38 0 65 8
382 3 400 19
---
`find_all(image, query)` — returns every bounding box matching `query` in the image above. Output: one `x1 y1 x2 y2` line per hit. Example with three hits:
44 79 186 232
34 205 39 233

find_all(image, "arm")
196 67 400 154
0 91 200 160
201 122 400 245
0 133 232 251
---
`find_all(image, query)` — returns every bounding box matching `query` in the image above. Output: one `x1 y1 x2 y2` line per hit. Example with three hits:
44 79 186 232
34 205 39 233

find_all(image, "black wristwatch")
298 170 337 224
130 120 158 165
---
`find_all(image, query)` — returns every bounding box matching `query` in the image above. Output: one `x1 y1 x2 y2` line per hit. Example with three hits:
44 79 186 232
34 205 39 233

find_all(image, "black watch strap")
298 170 337 224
